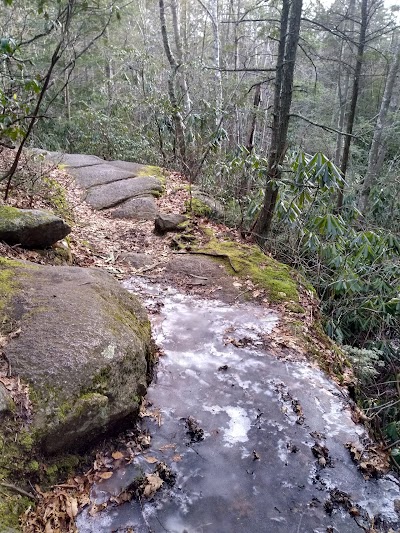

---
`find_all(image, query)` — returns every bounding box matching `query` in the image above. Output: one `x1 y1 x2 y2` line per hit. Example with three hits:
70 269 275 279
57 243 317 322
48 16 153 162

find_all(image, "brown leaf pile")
23 477 90 533
346 441 390 478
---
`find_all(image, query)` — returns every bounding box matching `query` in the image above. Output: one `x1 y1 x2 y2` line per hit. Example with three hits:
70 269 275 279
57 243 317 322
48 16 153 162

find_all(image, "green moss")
19 431 34 452
0 257 20 335
0 258 38 329
0 268 15 313
286 302 305 314
0 493 30 531
136 165 166 195
196 237 299 303
27 460 40 473
185 198 212 217
89 367 111 395
44 464 59 483
42 177 74 224
0 206 22 220
136 165 165 181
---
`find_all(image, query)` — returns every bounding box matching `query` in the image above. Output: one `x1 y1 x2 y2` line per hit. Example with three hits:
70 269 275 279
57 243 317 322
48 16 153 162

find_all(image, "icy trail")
77 280 400 533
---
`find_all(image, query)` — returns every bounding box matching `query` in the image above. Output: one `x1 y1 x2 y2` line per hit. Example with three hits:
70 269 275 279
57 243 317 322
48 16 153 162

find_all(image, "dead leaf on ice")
112 451 124 460
144 456 158 464
143 473 163 498
98 471 113 480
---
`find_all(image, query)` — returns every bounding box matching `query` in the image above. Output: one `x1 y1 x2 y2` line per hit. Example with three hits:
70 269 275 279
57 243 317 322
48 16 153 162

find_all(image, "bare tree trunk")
246 83 261 153
104 26 114 108
334 0 355 167
171 0 191 116
237 83 261 199
359 40 400 213
159 0 187 164
254 0 303 243
337 0 368 211
197 0 222 125
210 0 222 125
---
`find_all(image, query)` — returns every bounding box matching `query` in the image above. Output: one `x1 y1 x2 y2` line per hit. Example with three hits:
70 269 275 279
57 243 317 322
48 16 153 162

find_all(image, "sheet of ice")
76 278 400 533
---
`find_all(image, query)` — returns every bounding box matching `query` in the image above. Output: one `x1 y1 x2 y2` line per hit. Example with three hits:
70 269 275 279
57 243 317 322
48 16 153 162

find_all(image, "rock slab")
155 213 188 234
2 260 153 453
111 196 158 220
37 151 164 217
0 206 71 248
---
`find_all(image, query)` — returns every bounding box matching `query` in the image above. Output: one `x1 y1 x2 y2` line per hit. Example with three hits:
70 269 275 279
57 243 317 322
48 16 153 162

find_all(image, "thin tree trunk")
159 0 187 164
337 0 368 211
171 0 191 116
246 83 261 153
210 0 222 125
334 0 355 167
359 40 400 213
2 0 75 200
238 83 261 199
197 0 222 125
254 0 303 243
104 27 114 108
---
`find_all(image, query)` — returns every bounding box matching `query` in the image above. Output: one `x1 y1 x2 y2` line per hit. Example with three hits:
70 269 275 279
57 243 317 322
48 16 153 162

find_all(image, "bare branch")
289 113 358 138
204 66 276 73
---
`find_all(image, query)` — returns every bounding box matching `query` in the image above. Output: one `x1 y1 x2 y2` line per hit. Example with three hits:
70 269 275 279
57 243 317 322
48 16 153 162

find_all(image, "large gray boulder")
85 176 163 210
191 187 225 221
1 259 153 454
0 206 71 248
66 163 137 189
111 196 158 220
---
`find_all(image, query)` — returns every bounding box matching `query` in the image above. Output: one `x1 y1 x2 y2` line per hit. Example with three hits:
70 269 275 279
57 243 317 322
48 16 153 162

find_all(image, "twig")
0 482 37 501
383 438 400 451
188 274 208 280
289 113 357 138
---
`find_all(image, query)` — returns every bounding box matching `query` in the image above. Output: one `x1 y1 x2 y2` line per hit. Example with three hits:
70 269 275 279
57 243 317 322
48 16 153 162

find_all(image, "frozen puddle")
77 280 400 532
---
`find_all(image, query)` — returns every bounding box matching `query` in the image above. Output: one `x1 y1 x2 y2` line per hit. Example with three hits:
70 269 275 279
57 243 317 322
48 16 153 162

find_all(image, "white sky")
321 0 400 9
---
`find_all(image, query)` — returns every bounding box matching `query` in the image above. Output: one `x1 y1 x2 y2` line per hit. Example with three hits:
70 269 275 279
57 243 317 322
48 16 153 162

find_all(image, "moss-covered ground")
196 235 301 305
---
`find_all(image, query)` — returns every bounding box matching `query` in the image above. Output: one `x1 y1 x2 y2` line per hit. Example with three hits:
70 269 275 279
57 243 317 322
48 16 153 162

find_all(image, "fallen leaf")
172 454 182 462
65 496 78 519
112 451 124 460
143 473 163 498
98 471 113 480
144 456 158 464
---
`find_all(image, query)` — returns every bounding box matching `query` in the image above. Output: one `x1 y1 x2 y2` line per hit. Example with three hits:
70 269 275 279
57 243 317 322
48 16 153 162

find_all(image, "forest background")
1 0 400 463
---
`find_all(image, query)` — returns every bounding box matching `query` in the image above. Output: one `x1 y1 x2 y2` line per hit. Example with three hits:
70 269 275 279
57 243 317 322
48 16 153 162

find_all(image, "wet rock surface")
36 150 164 217
2 261 152 453
77 280 400 533
0 205 70 248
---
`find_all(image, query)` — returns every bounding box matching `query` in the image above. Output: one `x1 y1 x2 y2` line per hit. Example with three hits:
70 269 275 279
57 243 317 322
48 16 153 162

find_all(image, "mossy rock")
185 188 225 221
195 237 300 304
0 206 71 249
1 259 153 455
